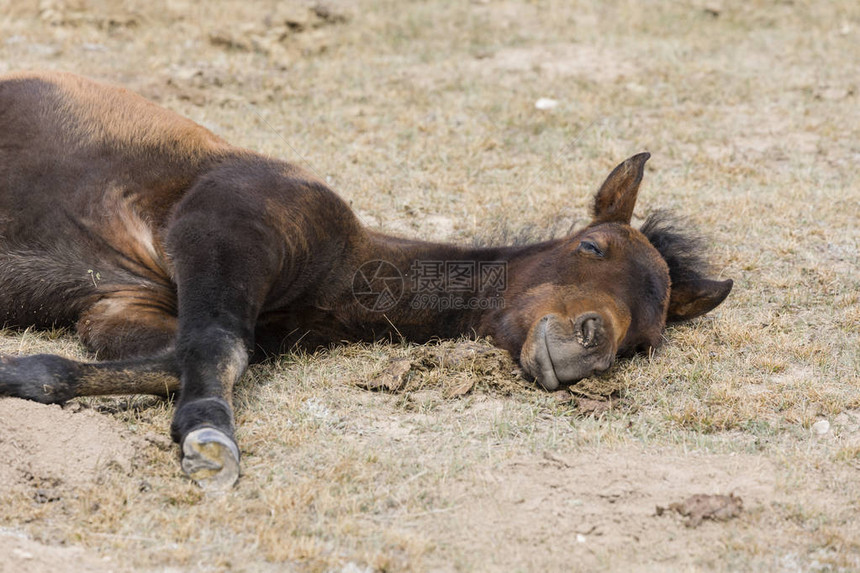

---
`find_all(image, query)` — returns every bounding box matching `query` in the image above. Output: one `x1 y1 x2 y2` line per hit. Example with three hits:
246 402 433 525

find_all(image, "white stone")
812 420 830 435
535 98 559 110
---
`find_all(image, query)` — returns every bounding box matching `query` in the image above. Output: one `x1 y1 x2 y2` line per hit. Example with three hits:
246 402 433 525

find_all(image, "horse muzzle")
520 312 616 391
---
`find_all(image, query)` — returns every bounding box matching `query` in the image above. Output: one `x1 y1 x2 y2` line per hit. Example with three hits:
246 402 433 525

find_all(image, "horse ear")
667 278 733 322
591 152 650 225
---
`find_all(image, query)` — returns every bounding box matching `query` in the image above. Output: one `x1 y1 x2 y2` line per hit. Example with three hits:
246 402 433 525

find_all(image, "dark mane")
470 215 584 247
640 211 711 285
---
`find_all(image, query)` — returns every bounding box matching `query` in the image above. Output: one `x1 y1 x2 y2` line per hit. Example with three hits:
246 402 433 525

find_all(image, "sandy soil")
2 386 859 572
0 398 137 572
0 399 136 493
0 532 118 573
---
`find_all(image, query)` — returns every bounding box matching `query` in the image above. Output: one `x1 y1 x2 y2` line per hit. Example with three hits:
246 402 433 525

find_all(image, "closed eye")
577 240 605 258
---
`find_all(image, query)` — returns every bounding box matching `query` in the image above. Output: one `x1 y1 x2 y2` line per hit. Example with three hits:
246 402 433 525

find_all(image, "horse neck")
342 230 555 341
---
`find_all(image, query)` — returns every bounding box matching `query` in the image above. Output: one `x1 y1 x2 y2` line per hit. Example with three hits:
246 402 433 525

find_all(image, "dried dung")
657 493 743 528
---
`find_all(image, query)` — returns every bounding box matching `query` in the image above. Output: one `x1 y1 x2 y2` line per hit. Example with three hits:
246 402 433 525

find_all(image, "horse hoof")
181 427 240 492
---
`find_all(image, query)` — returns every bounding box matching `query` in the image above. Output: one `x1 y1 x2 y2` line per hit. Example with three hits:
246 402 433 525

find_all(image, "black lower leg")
171 397 234 443
169 328 248 444
0 352 180 403
0 354 82 403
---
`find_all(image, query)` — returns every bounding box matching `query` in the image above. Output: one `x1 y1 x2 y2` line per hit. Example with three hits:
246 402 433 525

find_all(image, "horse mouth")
537 319 561 390
525 313 615 391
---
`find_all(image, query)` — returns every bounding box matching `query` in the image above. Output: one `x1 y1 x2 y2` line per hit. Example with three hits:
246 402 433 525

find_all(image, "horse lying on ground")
0 71 732 491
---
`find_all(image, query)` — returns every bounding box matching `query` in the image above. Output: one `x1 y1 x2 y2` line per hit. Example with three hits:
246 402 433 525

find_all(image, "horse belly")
0 242 97 328
0 176 176 330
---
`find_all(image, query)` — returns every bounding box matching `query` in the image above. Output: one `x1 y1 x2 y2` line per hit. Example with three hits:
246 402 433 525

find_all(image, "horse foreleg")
165 194 284 492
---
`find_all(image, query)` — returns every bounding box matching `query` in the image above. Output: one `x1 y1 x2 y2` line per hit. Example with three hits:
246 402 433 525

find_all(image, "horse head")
492 153 733 390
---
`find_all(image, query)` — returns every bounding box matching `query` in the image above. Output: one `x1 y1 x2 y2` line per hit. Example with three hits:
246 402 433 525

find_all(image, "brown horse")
0 71 732 490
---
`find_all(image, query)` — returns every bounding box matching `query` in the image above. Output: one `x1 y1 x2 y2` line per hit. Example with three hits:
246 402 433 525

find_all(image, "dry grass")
0 0 859 571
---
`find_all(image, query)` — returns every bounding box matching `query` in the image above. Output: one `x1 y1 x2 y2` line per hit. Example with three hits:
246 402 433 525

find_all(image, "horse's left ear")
591 152 650 225
667 278 733 322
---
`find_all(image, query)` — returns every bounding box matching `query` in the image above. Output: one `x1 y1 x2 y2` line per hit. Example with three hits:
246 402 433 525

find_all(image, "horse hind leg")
0 293 183 402
0 351 180 403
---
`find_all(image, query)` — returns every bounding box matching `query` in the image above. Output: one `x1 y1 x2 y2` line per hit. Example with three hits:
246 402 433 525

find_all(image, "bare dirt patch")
0 530 116 573
0 398 136 495
476 44 637 84
0 398 138 571
422 447 775 571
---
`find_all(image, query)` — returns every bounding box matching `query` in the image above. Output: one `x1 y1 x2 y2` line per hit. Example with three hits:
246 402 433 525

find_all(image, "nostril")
574 313 603 348
580 318 598 346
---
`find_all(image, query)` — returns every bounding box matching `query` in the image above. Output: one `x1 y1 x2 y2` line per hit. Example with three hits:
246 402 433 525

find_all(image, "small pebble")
535 98 559 110
12 549 34 560
576 534 586 543
812 420 830 435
